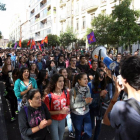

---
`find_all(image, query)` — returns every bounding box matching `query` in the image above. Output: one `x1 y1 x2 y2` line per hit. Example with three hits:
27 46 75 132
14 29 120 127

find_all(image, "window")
47 28 51 34
82 17 86 29
40 10 44 18
44 29 47 37
76 19 79 30
91 13 95 21
44 8 47 17
101 9 106 14
54 17 56 23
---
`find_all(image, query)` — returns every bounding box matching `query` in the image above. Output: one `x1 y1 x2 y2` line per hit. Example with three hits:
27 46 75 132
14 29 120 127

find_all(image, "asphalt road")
0 81 115 140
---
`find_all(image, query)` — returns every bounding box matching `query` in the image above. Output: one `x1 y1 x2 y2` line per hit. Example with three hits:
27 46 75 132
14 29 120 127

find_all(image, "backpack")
48 90 67 108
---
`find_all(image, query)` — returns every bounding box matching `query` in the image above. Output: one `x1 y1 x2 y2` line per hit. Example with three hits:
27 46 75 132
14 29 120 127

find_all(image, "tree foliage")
91 14 118 46
111 0 140 47
46 34 60 47
0 31 2 39
59 27 77 48
21 40 28 48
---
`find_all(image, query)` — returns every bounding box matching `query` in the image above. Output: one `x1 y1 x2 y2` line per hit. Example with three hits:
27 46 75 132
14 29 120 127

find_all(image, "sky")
0 0 28 39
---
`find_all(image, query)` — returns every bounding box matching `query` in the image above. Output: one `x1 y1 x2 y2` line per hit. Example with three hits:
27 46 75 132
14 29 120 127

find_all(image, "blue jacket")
14 77 38 99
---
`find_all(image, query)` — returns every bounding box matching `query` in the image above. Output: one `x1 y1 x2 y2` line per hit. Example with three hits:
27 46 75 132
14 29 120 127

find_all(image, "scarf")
75 82 89 98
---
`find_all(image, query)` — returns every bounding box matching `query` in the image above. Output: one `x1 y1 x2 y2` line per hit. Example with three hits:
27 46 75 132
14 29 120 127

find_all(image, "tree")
90 14 118 46
112 0 140 52
21 40 28 48
59 27 77 49
0 31 2 39
45 34 60 48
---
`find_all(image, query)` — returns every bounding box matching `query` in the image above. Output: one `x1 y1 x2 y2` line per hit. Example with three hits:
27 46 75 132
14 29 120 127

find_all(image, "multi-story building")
0 36 9 48
29 0 58 41
21 20 30 41
9 14 21 42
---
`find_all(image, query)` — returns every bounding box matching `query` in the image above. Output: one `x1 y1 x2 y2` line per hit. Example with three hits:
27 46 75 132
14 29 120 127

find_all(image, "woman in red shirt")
44 73 70 140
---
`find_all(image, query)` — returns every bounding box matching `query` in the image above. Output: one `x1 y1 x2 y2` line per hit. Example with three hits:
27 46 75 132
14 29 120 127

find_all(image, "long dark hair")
19 68 30 81
48 60 56 71
72 72 87 87
12 68 19 83
59 68 70 89
45 73 65 93
92 69 106 91
37 69 49 85
27 89 40 100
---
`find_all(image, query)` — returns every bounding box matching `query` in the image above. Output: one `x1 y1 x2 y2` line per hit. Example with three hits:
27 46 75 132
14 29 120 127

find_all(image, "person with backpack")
18 89 52 140
103 56 140 140
70 73 93 140
88 69 107 140
44 73 70 140
59 68 75 138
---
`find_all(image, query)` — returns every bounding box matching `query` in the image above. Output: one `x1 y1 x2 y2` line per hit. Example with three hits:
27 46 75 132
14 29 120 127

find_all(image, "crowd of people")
0 47 140 140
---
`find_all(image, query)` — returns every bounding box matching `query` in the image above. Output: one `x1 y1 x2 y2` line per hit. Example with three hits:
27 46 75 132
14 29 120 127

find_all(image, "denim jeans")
49 118 65 140
71 112 92 140
107 83 113 99
17 99 22 111
66 114 73 133
90 108 102 140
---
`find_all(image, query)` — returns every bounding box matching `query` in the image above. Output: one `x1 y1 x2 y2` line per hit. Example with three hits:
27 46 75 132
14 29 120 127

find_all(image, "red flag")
44 36 48 44
39 45 42 51
41 39 44 44
19 40 22 48
30 40 35 49
27 40 31 46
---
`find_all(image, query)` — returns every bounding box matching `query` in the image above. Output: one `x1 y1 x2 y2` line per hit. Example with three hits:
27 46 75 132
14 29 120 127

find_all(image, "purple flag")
14 42 17 49
87 31 96 44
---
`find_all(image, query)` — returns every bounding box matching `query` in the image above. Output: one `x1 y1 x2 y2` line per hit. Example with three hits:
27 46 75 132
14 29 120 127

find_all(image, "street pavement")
0 81 115 140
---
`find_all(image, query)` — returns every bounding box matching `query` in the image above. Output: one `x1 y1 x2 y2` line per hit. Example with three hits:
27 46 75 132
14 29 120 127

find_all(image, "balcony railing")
35 18 40 22
60 0 66 7
30 13 35 17
81 0 99 12
47 10 51 16
60 15 66 21
40 3 47 10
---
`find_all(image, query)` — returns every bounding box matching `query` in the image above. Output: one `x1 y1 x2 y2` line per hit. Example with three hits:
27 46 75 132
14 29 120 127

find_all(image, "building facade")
9 0 140 45
0 36 9 48
9 14 21 42
29 0 59 41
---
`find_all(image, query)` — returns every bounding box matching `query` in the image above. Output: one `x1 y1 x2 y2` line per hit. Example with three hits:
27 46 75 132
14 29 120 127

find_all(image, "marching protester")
70 73 93 140
14 67 38 111
18 89 52 140
44 73 70 140
1 44 140 140
88 69 107 140
59 68 75 138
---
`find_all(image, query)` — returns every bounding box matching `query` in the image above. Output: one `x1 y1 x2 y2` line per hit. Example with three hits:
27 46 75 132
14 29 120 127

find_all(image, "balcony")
86 0 99 12
81 0 99 13
60 0 66 7
47 10 51 16
35 18 40 22
40 3 47 10
66 10 71 18
100 0 107 7
30 13 35 18
60 15 66 22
